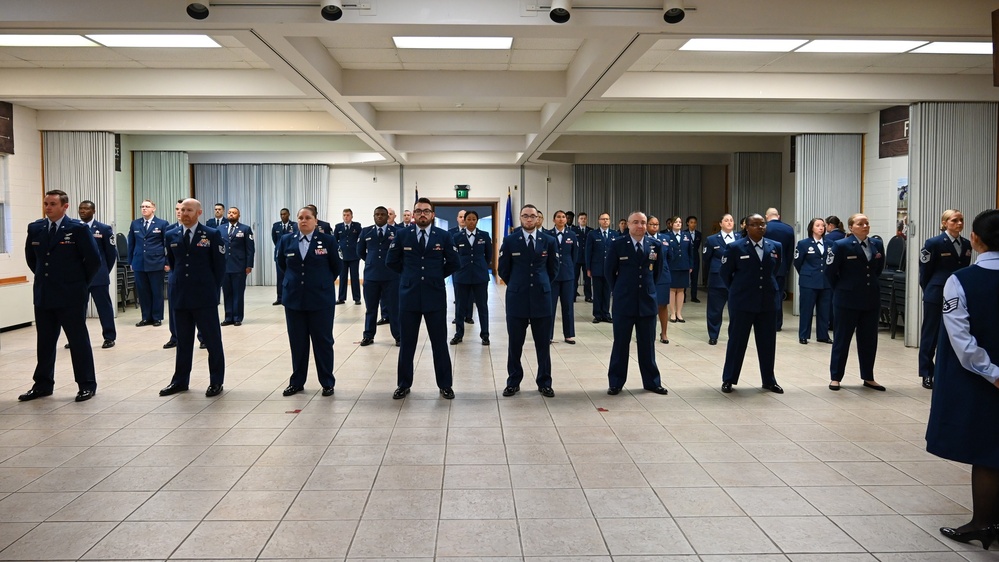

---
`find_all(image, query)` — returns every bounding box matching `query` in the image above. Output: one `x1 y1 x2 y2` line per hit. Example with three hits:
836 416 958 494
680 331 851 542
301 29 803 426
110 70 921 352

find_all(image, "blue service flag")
504 188 513 236
414 186 419 203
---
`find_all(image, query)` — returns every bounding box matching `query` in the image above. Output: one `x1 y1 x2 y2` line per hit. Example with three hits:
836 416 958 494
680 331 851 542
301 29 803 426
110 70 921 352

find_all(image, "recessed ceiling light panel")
0 35 97 47
912 41 992 55
796 40 927 53
680 38 808 52
86 34 221 48
393 36 513 50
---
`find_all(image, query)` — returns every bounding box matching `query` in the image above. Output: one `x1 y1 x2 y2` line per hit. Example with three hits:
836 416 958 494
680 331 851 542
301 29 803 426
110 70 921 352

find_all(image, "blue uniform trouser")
338 259 361 302
134 269 164 322
397 309 452 389
706 286 728 341
607 314 661 390
830 306 879 382
592 275 611 319
774 275 786 330
33 302 97 393
506 315 553 388
722 308 777 386
550 279 576 340
918 300 942 380
170 305 225 388
690 261 701 300
275 260 285 302
88 284 116 341
285 307 335 389
363 279 400 341
798 286 831 341
222 272 247 322
454 282 489 339
575 261 591 299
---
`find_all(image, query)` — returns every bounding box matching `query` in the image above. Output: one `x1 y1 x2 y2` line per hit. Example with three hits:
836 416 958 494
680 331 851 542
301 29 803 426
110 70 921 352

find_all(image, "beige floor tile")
171 520 277 559
656 486 745 517
205 489 297 520
441 488 516 519
754 515 864 553
0 491 80 522
514 488 592 518
258 519 357 559
17 466 115 492
638 463 717 487
285 489 368 520
584 487 669 518
519 518 609 556
726 486 821 516
49 490 153 521
81 520 197 559
304 464 378 490
573 462 648 488
445 443 508 464
163 465 247 490
675 516 781 555
598 517 695 555
0 467 51 493
436 519 522 557
862 485 970 515
0 521 115 561
231 464 313 490
444 464 511 489
828 514 951 552
793 486 894 516
126 490 225 520
362 489 441 519
91 465 182 492
348 519 438 558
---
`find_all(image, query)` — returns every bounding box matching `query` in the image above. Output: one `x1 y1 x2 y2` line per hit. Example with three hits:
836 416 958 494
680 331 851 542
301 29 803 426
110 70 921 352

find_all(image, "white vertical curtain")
192 163 330 287
573 164 702 225
0 155 8 254
42 131 116 317
731 152 782 223
906 102 999 346
133 151 190 219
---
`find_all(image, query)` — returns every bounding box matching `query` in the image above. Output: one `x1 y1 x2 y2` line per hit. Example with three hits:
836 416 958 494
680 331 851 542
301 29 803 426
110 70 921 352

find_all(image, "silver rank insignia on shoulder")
109 236 116 246
826 252 835 265
919 248 931 263
942 297 959 314
720 255 727 264
793 248 799 260
219 245 225 254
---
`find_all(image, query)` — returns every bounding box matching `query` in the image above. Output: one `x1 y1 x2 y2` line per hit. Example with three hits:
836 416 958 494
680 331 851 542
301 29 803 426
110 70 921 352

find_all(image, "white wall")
0 104 42 280
862 112 908 240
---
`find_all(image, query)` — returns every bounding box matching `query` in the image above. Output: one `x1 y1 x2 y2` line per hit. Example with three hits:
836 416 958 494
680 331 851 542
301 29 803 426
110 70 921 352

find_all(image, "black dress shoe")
763 383 784 394
585 297 593 302
159 383 188 396
538 387 555 397
676 318 685 323
863 381 886 391
354 301 362 305
220 320 234 326
464 318 474 324
660 338 670 344
17 388 52 401
322 387 335 397
75 389 96 402
607 387 622 395
691 298 701 303
452 319 458 324
502 385 519 397
818 338 834 344
799 338 808 344
481 337 490 346
646 386 668 395
940 525 998 549
721 382 733 393
199 342 207 349
233 321 242 327
393 387 410 399
922 377 934 389
64 343 71 349
163 339 177 349
359 338 374 347
439 387 455 399
152 321 162 327
829 382 841 391
205 385 223 397
776 327 782 332
564 338 576 345
592 317 601 324
449 336 462 345
336 300 346 304
708 339 717 345
395 340 401 347
604 316 612 322
135 320 151 327
102 340 115 349
272 300 282 306
377 318 390 325
669 317 677 323
283 385 303 396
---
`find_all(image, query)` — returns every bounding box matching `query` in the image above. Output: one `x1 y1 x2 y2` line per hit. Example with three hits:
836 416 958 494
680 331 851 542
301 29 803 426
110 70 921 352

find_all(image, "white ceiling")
0 0 997 165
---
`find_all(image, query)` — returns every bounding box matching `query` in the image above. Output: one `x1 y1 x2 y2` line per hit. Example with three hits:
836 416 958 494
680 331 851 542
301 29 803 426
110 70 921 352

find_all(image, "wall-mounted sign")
0 102 13 155
454 184 470 199
879 105 909 159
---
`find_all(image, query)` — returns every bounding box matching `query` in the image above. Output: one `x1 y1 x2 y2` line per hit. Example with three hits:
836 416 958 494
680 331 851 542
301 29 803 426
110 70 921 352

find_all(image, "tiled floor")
0 284 990 561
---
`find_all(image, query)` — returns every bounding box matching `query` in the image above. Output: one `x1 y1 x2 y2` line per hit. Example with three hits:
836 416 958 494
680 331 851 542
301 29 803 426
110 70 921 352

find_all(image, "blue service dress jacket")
222 222 255 273
764 220 795 278
547 228 579 282
606 235 664 317
720 237 782 312
702 232 739 289
271 221 299 257
25 218 102 308
498 231 560 318
127 216 170 272
452 228 493 285
87 220 117 287
165 225 226 308
358 224 399 282
793 238 833 290
585 229 617 276
826 235 886 311
277 232 342 310
334 221 363 261
919 232 972 304
386 227 460 312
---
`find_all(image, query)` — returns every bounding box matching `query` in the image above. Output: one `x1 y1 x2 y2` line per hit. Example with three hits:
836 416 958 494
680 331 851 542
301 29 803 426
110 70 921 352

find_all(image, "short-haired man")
75 200 117 349
271 208 298 305
387 207 397 225
334 208 363 305
358 206 400 346
572 212 593 302
586 213 617 323
206 203 226 228
451 209 492 345
19 190 102 403
220 207 254 326
128 199 169 327
402 209 413 226
764 207 795 331
686 215 703 303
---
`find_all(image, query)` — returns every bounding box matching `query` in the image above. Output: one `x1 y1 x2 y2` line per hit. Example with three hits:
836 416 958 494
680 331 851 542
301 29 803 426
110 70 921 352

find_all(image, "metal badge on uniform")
152 228 161 233
846 255 857 260
286 252 295 257
649 250 657 260
433 244 442 251
31 241 40 246
512 252 521 256
170 243 178 248
874 252 882 259
940 252 951 257
807 247 815 254
740 255 749 259
619 256 629 260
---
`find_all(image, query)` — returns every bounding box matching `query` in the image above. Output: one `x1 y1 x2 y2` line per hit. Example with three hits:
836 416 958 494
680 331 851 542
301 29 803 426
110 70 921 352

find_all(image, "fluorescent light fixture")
86 34 221 48
0 35 97 47
912 41 992 55
393 36 513 50
680 38 808 52
796 40 926 53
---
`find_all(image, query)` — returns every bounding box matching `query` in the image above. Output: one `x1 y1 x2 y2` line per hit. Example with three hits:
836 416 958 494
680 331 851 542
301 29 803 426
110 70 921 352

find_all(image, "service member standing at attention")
606 212 668 395
573 212 594 302
686 215 703 303
824 216 846 243
794 217 834 346
498 204 559 397
386 198 460 399
918 209 971 389
159 199 227 398
206 203 226 228
665 216 694 323
358 206 401 347
451 210 492 346
271 208 298 306
586 213 617 323
128 199 169 327
719 214 784 394
277 206 342 397
221 207 254 326
334 208 362 305
764 208 795 331
163 200 185 349
647 216 672 344
702 213 738 345
307 205 333 234
75 200 118 349
20 190 102 403
826 213 887 391
548 210 578 344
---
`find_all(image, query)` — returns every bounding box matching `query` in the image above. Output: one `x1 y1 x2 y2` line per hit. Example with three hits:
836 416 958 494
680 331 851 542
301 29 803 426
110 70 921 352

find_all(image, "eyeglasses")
412 209 433 215
521 214 539 219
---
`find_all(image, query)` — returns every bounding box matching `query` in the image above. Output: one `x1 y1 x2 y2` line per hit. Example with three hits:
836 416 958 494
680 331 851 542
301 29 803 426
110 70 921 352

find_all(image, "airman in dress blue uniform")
664 217 694 323
386 198 460 399
271 208 298 305
686 216 703 302
334 208 363 304
647 217 672 343
205 203 226 228
826 213 887 391
164 200 185 348
498 204 559 397
606 212 668 396
793 217 834 345
764 208 795 331
918 209 972 389
220 207 254 325
547 210 578 344
702 214 739 345
19 190 102 403
358 206 400 346
159 199 227 398
451 210 492 345
127 199 169 326
572 212 594 302
720 214 784 394
277 206 342 397
585 213 617 323
77 200 117 349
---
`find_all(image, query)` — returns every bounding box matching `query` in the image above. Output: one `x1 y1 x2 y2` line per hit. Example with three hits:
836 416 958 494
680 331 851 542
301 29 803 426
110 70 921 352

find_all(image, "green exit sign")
454 184 470 199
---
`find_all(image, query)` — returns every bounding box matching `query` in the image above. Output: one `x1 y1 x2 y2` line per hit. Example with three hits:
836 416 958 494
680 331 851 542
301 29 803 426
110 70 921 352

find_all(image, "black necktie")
636 242 642 256
419 230 427 249
49 221 57 237
557 231 563 244
144 220 150 232
953 239 961 254
528 234 535 253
